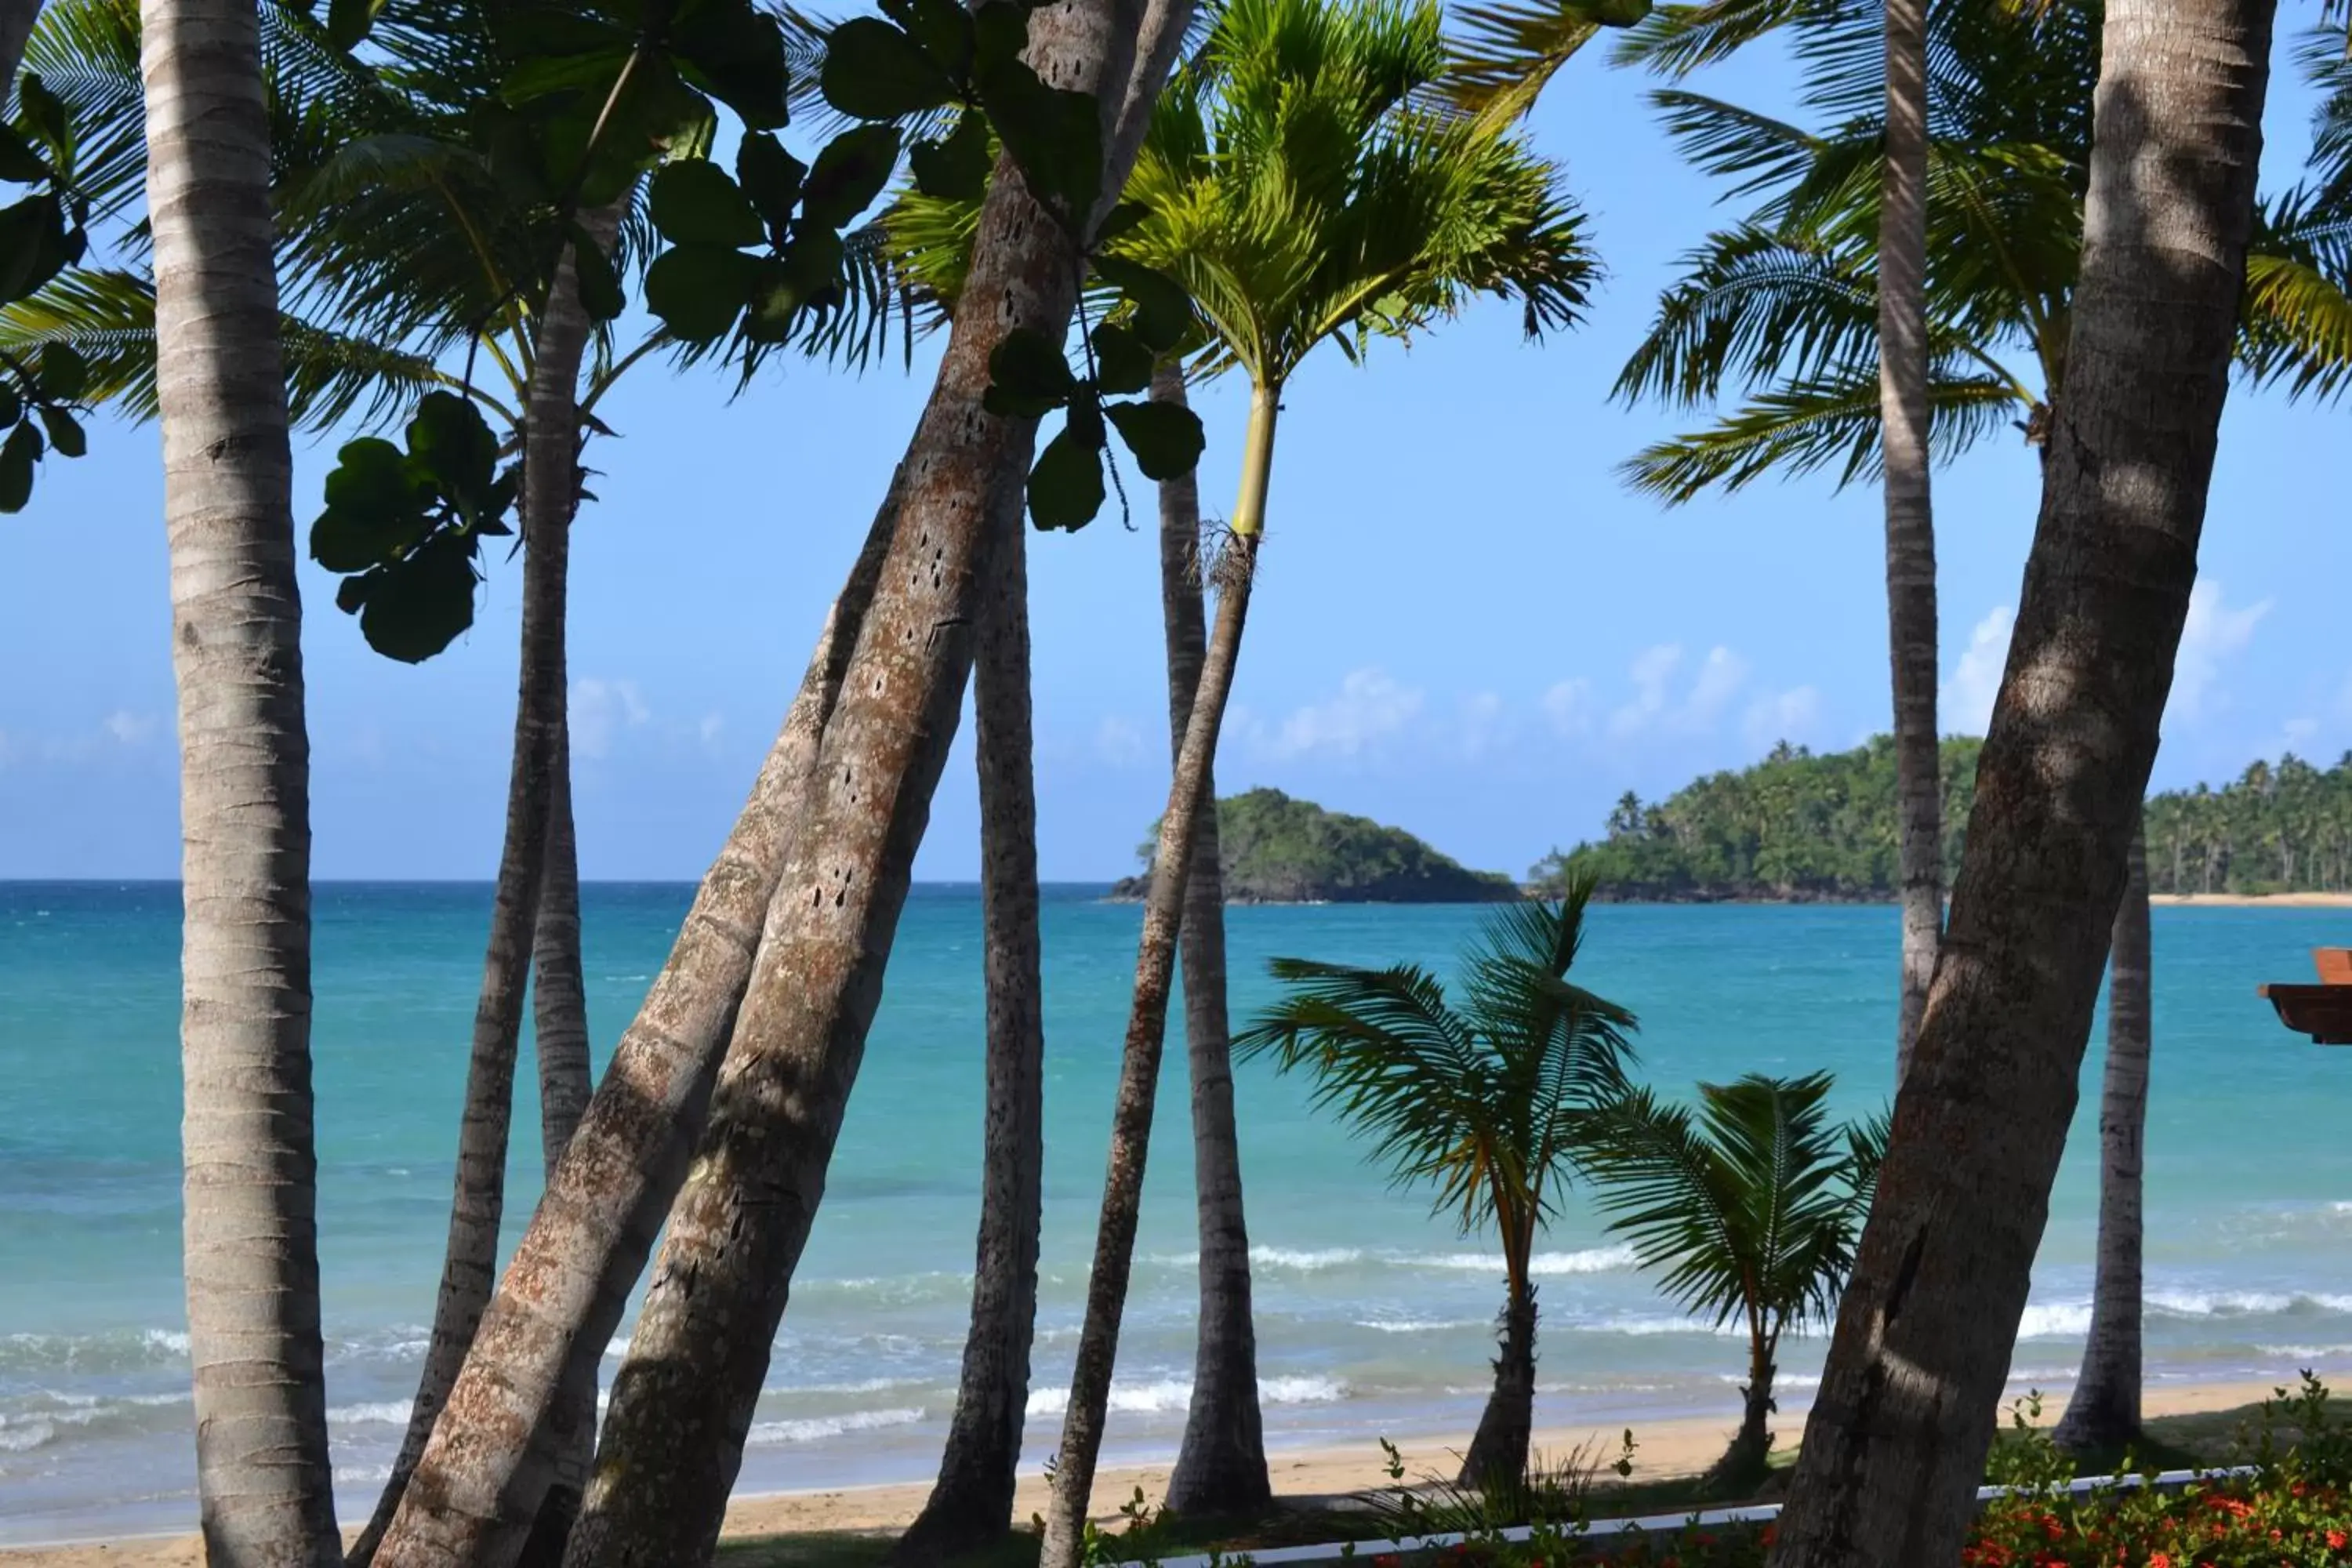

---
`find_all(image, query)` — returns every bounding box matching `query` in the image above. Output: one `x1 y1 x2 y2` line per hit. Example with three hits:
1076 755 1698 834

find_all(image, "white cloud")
2169 580 2270 724
572 678 651 759
1261 668 1425 760
1945 605 2014 737
1542 677 1593 735
698 713 725 750
1458 691 1507 759
1744 686 1823 751
1610 644 1683 736
1094 715 1148 768
103 710 158 746
1686 647 1748 725
1609 644 1749 737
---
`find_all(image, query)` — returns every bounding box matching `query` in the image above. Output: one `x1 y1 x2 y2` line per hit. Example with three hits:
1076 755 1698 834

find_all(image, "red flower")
2330 1529 2349 1550
2147 1554 2171 1568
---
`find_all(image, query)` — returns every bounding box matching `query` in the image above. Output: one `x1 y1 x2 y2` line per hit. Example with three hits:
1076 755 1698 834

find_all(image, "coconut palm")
140 0 339 1555
1236 879 1638 1493
1583 1073 1885 1492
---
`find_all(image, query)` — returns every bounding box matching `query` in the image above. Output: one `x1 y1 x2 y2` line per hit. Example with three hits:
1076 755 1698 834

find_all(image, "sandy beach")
0 1379 2295 1566
2150 892 2352 907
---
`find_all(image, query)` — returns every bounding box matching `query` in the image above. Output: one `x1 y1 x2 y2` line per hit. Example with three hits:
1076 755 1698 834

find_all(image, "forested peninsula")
1112 788 1519 904
1530 739 2352 900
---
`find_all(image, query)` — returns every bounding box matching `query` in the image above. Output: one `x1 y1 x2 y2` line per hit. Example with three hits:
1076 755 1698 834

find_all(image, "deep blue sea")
4 883 2351 1544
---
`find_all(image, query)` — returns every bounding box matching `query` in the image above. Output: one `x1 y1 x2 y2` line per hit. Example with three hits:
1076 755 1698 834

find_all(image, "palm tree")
1766 0 2276 1552
1235 880 1637 1493
140 0 340 1555
1021 5 1592 1553
1582 1073 1884 1492
2052 816 2149 1457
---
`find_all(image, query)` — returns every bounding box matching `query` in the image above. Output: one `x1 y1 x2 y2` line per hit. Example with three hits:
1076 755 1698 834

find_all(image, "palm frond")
1441 0 1602 125
1610 0 1813 77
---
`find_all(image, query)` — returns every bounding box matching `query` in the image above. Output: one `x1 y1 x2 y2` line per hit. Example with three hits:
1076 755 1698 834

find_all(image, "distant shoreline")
2149 891 2352 908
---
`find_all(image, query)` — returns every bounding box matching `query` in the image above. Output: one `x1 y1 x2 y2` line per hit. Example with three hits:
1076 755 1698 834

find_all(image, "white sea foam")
1423 1246 1637 1276
2014 1303 2092 1339
745 1407 927 1446
1355 1318 1488 1334
328 1401 417 1426
1025 1374 1346 1419
0 1418 55 1452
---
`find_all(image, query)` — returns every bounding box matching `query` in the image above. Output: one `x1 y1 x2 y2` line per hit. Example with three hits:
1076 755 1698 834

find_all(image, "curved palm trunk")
372 478 903 1568
143 0 339 1552
350 225 605 1568
1458 1237 1535 1495
519 750 597 1568
1880 0 1940 1083
1768 0 2274 1554
1038 387 1276 1568
2053 815 2149 1457
564 14 1190 1561
1711 1324 1777 1494
895 481 1047 1565
2 0 46 96
1159 368 1271 1522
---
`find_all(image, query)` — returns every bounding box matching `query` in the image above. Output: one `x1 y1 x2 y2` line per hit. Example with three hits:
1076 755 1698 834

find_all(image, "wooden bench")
2261 948 2352 1043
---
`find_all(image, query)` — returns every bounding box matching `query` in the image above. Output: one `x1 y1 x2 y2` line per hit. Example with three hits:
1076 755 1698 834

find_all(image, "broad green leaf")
0 385 20 426
1092 256 1194 354
1027 425 1103 529
736 132 806 227
1063 390 1104 450
569 227 625 321
358 535 479 663
983 327 1076 417
334 574 372 615
320 437 423 532
1089 322 1152 396
38 343 86 402
821 17 958 122
1091 201 1150 246
1105 398 1205 481
650 158 764 248
885 0 975 81
644 242 762 341
500 46 635 107
36 406 84 459
0 422 34 512
407 392 499 505
0 125 47 185
976 57 1099 220
909 112 991 202
13 76 69 170
326 0 384 49
0 194 62 303
672 0 792 129
800 124 903 230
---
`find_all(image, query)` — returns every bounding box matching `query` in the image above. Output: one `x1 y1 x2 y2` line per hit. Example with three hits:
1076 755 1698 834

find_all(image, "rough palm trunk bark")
1457 1273 1536 1494
564 8 1194 1559
2053 815 2150 1457
1712 1327 1777 1492
143 0 340 1551
895 481 1047 1565
2 0 46 95
372 479 903 1568
1766 0 2274 1554
1154 368 1270 1522
1039 518 1263 1568
1880 0 1940 1084
350 226 605 1568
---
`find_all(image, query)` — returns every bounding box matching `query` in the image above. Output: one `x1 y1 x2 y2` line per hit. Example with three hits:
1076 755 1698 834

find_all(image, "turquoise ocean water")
3 883 2350 1544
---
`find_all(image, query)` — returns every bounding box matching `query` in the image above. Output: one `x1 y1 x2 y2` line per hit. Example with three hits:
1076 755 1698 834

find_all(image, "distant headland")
1109 787 1520 905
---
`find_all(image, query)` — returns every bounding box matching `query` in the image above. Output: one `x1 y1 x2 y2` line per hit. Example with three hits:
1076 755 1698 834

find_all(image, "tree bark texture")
371 480 904 1568
2053 815 2150 1456
1458 1281 1536 1494
1038 528 1261 1568
895 480 1047 1565
1713 1330 1777 1493
1880 0 1940 1083
142 0 339 1549
1766 0 2274 1556
565 5 1177 1556
350 219 604 1568
1153 367 1270 1521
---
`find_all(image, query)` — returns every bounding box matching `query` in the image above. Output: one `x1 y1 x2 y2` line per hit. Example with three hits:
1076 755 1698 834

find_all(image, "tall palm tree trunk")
564 13 1193 1561
518 726 597 1568
1458 1244 1535 1494
1767 0 2274 1553
1039 387 1276 1568
372 480 903 1568
895 481 1047 1565
143 0 339 1551
1159 368 1271 1521
1880 0 1940 1083
2053 815 2150 1457
1712 1324 1777 1492
350 227 605 1568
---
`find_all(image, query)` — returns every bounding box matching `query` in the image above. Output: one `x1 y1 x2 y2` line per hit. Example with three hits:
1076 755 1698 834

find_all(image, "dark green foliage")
0 78 92 514
2143 753 2352 895
1118 787 1522 904
1528 736 1984 901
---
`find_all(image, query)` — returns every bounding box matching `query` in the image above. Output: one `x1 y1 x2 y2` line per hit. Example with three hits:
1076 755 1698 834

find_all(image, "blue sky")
2 29 2347 882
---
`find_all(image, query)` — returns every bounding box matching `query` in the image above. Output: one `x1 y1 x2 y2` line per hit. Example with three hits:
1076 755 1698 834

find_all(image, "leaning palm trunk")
1768 0 2274 1554
895 480 1047 1565
2 0 45 93
1879 0 1940 1083
564 9 1193 1557
2053 815 2151 1457
371 480 903 1568
143 0 339 1550
1040 387 1272 1568
1457 1265 1536 1495
350 228 604 1568
1158 368 1271 1520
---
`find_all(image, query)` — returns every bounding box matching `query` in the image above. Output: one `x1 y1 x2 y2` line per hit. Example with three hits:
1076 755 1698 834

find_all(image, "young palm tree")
1024 6 1593 1553
140 0 340 1555
1583 1073 1885 1492
1236 880 1637 1493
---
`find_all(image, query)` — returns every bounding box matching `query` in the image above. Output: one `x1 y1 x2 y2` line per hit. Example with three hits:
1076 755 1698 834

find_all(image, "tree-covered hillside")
1115 788 1519 904
1534 739 2352 900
